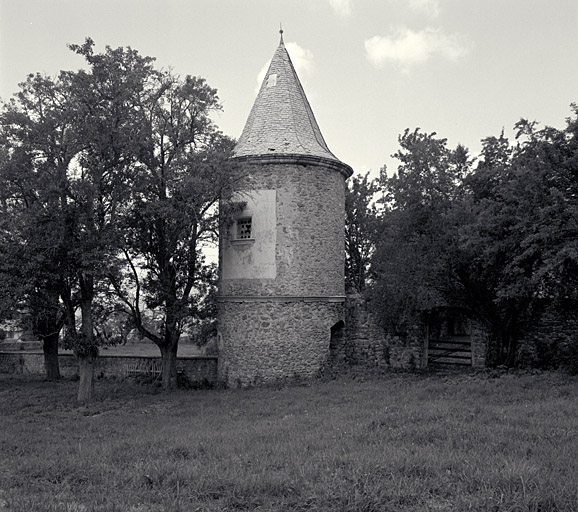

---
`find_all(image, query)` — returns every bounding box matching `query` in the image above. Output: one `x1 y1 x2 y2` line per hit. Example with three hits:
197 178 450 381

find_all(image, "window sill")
230 238 256 245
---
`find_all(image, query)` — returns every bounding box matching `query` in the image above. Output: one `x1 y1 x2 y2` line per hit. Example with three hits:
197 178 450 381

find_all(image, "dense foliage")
344 172 380 293
350 104 578 369
0 39 238 398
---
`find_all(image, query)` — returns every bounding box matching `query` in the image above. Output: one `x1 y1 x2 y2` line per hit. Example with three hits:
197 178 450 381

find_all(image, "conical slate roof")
234 32 350 173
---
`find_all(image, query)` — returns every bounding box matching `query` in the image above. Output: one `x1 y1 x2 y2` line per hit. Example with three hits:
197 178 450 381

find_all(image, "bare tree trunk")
77 275 97 403
77 354 95 403
31 287 63 381
159 299 180 390
160 344 178 390
43 332 60 381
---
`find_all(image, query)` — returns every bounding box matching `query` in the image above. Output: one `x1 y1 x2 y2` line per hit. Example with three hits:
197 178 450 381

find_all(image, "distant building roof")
234 32 351 175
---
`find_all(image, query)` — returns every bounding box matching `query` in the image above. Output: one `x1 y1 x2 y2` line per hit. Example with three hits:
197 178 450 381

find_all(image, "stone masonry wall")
323 295 432 371
221 162 346 297
334 298 491 371
0 352 218 384
516 306 578 371
218 300 343 386
340 295 388 367
471 320 489 368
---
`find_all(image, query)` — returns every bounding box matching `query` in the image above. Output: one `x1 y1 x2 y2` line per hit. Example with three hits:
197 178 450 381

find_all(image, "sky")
1 0 577 178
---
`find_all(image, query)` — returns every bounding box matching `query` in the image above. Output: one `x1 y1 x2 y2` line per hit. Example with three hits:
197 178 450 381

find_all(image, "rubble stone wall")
218 299 343 386
0 352 218 384
471 321 490 368
340 295 387 367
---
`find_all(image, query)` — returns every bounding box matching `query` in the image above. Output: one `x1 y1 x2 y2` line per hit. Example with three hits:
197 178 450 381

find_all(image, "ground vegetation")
1 371 577 511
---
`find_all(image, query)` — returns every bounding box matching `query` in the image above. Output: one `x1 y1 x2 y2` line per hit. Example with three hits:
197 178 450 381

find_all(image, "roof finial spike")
279 23 284 44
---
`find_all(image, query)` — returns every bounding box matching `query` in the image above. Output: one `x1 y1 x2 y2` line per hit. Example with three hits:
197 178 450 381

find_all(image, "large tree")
1 39 237 397
460 106 578 366
107 70 239 389
54 39 158 401
0 73 79 380
344 172 380 293
370 129 471 333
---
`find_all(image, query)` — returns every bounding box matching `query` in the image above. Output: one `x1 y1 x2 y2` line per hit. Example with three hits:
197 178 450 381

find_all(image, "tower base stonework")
218 299 344 387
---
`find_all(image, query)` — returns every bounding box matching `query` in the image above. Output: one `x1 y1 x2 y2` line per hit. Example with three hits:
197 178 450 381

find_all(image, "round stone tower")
217 31 352 386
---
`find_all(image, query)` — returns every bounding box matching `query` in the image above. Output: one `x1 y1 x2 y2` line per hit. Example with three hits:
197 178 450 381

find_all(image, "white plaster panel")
222 190 276 280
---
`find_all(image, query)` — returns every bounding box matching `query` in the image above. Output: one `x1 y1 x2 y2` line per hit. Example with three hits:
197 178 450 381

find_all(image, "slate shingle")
234 34 346 166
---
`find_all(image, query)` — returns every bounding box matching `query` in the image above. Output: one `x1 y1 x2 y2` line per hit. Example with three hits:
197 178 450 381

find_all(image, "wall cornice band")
232 153 353 179
217 295 346 303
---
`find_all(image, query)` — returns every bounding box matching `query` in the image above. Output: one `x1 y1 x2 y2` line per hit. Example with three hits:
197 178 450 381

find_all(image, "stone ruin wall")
516 305 578 371
330 295 424 371
471 321 490 368
0 352 218 385
334 296 489 371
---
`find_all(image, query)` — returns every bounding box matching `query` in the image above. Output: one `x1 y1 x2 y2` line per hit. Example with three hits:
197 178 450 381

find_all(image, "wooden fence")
427 336 472 366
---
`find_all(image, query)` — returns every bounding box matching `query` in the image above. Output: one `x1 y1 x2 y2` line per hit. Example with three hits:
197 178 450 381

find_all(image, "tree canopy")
362 104 578 369
0 38 238 398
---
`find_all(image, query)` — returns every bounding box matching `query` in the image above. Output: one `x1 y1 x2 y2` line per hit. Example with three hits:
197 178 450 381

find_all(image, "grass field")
1 370 577 512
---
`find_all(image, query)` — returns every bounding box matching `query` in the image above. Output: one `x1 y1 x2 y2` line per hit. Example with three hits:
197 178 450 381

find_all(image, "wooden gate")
427 335 472 366
425 307 473 367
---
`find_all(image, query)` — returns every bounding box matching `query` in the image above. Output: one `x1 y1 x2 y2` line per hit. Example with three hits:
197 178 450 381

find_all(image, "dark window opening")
236 217 252 239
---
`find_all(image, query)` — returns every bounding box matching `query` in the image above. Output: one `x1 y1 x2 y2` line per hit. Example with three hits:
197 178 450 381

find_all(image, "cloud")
285 42 314 75
365 27 468 71
255 42 314 93
326 0 353 17
409 0 440 17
